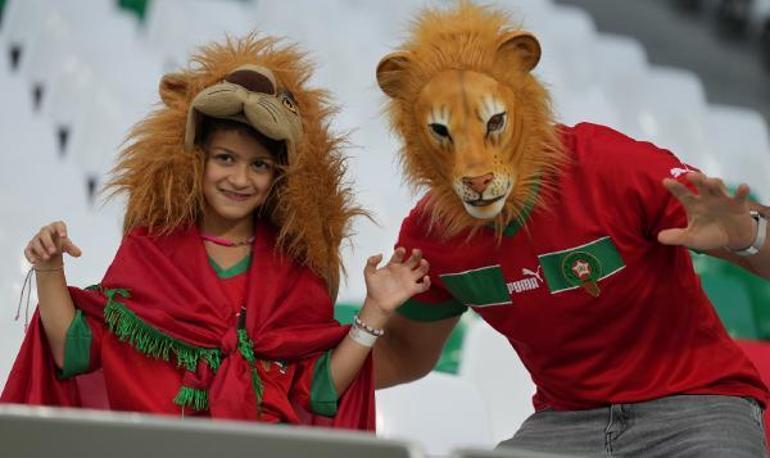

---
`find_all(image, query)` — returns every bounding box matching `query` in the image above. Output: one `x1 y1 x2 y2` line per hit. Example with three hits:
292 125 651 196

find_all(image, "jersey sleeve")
59 309 103 379
289 350 338 417
394 204 468 322
574 123 699 241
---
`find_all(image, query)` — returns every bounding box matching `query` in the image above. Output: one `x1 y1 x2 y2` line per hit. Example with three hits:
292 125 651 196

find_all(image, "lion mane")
106 34 362 294
377 2 567 239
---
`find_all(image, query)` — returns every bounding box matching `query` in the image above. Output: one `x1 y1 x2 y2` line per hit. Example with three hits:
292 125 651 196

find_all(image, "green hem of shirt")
59 310 92 379
310 350 338 417
397 297 467 322
208 254 252 279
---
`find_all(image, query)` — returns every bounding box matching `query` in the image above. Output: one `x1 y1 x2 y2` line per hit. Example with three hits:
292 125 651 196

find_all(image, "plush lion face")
377 3 566 237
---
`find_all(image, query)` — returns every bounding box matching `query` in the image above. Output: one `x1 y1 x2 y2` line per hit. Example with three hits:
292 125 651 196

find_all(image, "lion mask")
376 2 566 238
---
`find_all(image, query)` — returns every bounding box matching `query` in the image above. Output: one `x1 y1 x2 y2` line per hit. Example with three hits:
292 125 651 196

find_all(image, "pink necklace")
201 233 255 247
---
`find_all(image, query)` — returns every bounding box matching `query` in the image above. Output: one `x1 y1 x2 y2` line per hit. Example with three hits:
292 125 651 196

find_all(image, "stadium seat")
706 104 770 202
376 371 494 456
692 253 770 339
457 318 536 445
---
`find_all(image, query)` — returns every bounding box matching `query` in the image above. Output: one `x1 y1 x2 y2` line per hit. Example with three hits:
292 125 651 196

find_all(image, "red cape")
1 222 375 430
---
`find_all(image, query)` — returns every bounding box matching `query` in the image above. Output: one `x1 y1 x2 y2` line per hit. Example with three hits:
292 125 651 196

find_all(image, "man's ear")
496 31 541 73
376 51 413 99
159 73 189 108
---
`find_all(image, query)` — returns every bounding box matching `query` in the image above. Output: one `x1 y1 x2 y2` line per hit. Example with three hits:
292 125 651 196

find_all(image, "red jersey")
396 122 769 411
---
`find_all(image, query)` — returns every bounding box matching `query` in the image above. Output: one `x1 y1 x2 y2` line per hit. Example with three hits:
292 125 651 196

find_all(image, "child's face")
202 128 277 225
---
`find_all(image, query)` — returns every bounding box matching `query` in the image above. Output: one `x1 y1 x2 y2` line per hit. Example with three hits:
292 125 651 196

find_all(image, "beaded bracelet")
353 314 385 337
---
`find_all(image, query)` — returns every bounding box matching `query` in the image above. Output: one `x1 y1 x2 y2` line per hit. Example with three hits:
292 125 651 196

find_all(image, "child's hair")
198 117 287 166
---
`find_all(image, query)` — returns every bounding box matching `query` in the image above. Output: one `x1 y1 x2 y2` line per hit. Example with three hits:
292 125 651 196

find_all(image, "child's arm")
329 248 429 395
23 221 82 369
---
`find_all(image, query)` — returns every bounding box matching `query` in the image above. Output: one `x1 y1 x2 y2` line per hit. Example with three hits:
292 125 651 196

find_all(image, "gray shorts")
498 395 767 457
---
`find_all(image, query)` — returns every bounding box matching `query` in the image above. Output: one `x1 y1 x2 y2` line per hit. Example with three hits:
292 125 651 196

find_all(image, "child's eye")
252 159 274 171
213 153 234 163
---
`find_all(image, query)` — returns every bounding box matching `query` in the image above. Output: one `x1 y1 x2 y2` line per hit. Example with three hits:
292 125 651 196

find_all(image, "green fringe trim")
100 288 264 413
238 328 264 404
173 386 209 412
103 289 221 372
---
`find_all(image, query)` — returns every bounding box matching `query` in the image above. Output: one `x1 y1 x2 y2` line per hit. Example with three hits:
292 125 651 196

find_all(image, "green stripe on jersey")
439 265 511 307
397 298 468 321
538 236 625 294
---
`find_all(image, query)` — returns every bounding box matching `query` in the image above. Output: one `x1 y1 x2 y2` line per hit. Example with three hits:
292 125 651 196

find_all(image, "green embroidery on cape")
237 328 264 406
103 289 221 372
173 386 209 412
440 265 511 307
538 237 625 293
101 288 266 412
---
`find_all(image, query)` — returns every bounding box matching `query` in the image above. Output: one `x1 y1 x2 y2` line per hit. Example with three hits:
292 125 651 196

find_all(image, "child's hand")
363 247 430 316
24 221 82 269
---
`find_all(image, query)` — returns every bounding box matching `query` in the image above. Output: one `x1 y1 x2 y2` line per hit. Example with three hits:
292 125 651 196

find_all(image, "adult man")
371 3 770 456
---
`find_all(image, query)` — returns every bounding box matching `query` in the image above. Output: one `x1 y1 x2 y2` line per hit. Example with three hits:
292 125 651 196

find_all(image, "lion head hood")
106 34 361 294
376 1 566 238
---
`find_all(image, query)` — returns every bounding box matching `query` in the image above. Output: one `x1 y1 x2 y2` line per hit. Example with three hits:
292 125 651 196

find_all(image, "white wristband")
728 211 767 257
348 325 378 347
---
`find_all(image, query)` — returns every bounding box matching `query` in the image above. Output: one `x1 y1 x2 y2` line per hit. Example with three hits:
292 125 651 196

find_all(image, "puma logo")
507 266 543 294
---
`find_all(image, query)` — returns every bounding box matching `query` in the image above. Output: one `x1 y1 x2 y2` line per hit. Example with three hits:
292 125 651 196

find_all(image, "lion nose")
463 173 494 194
225 68 276 95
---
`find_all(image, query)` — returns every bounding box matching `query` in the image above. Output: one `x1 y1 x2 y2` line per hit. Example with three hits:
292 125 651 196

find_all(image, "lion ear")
376 51 412 99
159 72 189 108
497 31 541 73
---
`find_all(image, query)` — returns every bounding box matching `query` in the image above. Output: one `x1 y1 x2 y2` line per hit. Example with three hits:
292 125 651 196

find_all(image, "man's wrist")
726 211 767 256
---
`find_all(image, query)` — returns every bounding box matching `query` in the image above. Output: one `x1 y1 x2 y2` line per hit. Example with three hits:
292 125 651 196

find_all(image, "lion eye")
486 112 506 133
281 94 298 114
429 123 450 140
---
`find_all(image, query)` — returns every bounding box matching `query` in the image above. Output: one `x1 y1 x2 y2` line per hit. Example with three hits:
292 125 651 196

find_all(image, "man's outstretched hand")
658 172 757 252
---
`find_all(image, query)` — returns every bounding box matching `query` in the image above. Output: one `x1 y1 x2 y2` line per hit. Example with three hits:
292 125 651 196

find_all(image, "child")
2 34 429 429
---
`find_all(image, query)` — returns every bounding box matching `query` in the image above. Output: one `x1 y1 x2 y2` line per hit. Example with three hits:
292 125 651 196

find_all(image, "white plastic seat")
143 0 256 72
376 371 495 456
706 104 770 201
592 34 650 136
0 0 54 73
457 318 537 445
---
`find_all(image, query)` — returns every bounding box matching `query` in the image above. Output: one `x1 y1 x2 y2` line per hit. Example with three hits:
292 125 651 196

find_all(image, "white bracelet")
348 325 378 347
728 211 767 257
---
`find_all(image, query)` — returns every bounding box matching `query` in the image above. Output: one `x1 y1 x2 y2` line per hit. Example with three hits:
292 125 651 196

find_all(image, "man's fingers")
704 177 728 198
657 228 689 246
733 183 750 203
663 178 696 205
685 171 707 194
